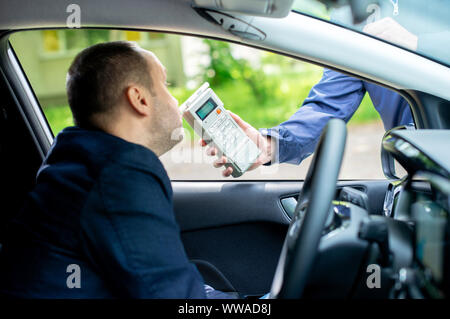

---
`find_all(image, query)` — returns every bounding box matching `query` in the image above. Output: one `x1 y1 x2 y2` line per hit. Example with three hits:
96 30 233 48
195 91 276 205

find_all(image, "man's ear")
125 85 152 116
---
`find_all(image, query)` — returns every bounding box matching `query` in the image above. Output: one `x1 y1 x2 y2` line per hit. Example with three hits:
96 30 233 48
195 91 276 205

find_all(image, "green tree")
201 39 275 104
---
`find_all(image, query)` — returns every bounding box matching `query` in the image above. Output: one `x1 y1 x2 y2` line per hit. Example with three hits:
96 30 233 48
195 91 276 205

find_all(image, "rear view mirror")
315 0 381 23
192 0 295 18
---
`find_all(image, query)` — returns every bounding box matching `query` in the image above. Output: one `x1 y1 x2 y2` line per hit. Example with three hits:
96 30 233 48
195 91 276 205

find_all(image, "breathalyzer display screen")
196 98 217 120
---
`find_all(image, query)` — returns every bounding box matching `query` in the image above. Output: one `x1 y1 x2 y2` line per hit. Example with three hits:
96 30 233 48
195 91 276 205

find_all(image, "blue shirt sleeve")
79 161 207 298
261 69 366 165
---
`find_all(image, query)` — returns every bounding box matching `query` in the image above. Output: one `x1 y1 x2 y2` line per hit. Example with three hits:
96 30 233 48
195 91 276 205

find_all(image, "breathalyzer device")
180 82 261 177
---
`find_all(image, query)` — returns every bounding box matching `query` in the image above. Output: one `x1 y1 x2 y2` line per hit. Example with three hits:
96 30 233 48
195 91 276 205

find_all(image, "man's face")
140 50 183 152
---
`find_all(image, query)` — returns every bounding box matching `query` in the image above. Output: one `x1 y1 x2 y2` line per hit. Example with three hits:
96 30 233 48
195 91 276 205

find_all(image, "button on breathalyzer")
179 82 261 177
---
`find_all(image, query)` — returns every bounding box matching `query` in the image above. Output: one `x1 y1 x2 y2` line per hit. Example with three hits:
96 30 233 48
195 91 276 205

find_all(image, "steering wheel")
270 118 347 298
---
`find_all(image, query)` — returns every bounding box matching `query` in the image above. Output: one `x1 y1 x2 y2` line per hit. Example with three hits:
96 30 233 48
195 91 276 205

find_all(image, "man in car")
204 17 416 176
0 41 228 298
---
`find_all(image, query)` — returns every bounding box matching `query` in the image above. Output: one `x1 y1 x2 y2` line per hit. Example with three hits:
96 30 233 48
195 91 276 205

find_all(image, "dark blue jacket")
0 126 206 298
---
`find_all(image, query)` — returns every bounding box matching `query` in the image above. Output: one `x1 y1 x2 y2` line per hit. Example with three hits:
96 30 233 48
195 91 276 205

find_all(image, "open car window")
9 29 414 180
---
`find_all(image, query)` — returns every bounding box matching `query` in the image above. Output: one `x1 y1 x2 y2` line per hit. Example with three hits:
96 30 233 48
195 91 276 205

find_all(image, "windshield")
292 0 450 67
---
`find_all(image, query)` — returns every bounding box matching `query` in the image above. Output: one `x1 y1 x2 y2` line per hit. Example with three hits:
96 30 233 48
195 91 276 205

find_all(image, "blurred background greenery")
10 30 380 137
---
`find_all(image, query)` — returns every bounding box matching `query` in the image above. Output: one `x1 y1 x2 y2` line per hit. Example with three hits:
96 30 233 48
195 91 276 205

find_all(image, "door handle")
280 196 298 220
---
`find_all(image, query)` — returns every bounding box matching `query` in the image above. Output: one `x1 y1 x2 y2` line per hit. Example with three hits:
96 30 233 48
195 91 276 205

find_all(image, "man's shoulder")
106 139 171 193
48 126 173 212
51 126 169 182
96 153 173 214
101 154 171 194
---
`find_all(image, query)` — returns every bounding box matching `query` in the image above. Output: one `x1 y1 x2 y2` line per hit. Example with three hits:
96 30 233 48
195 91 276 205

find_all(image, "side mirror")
381 125 415 181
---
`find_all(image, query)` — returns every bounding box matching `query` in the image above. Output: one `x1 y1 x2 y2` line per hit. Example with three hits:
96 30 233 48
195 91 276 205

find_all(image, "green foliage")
43 71 379 138
64 29 110 50
201 39 275 104
42 40 380 137
43 105 74 136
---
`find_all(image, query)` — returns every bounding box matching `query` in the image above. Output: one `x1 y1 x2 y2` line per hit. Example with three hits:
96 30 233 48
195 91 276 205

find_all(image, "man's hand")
200 111 272 177
363 17 418 51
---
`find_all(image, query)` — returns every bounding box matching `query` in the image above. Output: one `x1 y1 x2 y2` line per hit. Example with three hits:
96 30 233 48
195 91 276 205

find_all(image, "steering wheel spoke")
270 119 347 299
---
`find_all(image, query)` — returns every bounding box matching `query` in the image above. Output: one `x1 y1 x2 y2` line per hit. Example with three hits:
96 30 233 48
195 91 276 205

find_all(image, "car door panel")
173 180 389 295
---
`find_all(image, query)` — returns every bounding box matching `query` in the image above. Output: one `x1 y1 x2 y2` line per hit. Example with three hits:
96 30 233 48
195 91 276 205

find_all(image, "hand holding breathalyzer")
201 111 273 177
180 83 266 177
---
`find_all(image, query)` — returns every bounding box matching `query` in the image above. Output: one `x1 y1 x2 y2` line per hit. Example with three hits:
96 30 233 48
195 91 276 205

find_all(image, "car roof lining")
0 0 232 39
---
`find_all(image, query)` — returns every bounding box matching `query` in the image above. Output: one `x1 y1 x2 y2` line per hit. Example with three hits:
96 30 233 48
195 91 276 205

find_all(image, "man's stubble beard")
153 115 184 156
169 125 184 147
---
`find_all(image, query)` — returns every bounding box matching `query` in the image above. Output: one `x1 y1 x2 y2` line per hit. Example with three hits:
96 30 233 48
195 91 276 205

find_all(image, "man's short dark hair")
66 41 152 128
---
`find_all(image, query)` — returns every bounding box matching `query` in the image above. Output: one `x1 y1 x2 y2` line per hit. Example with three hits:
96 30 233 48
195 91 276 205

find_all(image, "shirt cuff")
260 126 312 165
259 127 282 166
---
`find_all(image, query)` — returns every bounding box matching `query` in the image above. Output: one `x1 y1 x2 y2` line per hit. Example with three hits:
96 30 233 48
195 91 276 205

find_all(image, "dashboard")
381 129 450 298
